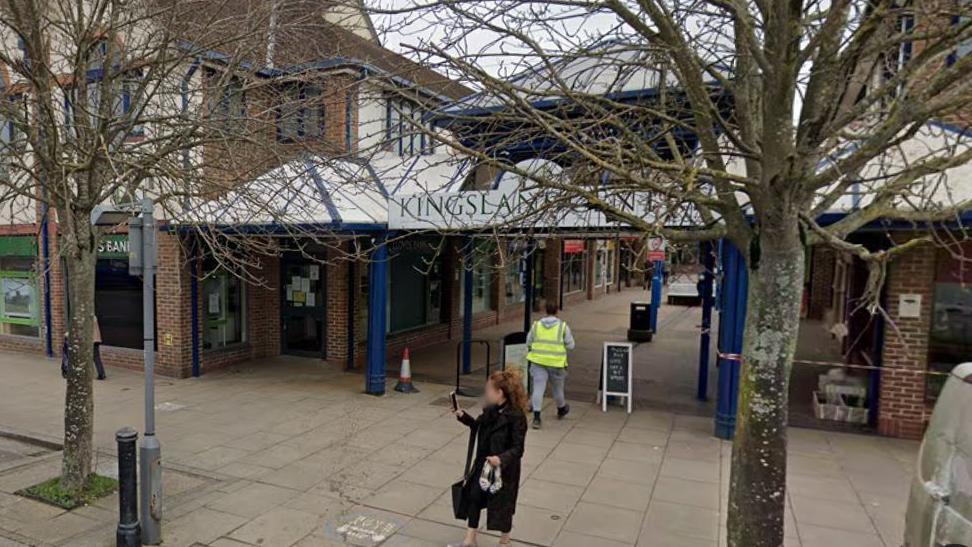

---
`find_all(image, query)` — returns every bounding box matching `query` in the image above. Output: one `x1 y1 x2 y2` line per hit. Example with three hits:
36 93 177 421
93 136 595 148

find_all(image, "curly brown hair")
489 369 530 414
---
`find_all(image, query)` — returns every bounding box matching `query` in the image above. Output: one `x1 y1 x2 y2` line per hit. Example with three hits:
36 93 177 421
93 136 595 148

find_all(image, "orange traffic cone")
394 347 419 393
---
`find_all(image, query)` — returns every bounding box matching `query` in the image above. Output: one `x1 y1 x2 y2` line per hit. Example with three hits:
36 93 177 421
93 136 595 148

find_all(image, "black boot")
557 404 570 419
532 411 542 429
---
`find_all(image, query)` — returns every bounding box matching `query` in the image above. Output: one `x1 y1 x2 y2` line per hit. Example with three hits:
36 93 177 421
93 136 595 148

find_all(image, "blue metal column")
714 240 748 439
462 238 474 374
366 233 389 395
649 259 664 332
523 241 534 334
696 241 715 401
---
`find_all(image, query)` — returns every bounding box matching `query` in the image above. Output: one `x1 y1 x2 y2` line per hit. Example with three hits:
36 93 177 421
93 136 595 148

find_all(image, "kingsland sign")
388 189 676 230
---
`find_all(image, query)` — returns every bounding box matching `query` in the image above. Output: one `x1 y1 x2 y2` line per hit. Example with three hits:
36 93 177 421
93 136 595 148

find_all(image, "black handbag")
451 427 478 519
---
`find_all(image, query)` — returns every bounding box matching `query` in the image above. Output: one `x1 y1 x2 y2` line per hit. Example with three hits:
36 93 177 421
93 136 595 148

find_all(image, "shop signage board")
647 237 666 261
388 188 692 230
502 332 530 393
601 342 633 413
97 235 129 258
563 240 585 253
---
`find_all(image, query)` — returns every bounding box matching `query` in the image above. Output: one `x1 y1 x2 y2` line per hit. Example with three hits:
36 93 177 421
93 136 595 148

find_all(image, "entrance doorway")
281 257 326 357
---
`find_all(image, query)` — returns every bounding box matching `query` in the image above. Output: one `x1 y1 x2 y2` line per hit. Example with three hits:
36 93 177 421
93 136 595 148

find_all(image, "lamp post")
91 197 162 544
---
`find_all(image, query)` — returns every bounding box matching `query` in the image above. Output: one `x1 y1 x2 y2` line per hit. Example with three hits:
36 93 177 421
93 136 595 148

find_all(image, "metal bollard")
116 427 140 547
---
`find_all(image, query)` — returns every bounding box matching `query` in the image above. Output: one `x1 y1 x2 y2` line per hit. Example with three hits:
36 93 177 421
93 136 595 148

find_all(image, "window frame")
202 269 247 351
276 83 325 143
0 270 39 328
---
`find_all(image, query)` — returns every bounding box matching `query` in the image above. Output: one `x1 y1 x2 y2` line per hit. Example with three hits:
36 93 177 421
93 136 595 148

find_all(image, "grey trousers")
530 363 567 411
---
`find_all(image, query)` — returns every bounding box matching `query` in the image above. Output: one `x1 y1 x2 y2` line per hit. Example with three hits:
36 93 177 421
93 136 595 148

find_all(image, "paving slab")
0 348 920 547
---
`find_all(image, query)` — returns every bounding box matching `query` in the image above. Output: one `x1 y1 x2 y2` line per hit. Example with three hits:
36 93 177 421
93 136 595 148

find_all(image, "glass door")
281 259 325 357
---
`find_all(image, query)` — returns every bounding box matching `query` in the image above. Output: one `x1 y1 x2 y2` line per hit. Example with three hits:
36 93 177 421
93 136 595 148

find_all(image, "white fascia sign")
387 189 681 231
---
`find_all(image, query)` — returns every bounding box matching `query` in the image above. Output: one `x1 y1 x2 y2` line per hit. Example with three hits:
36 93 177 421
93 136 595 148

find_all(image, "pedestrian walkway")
406 288 717 416
0 350 917 546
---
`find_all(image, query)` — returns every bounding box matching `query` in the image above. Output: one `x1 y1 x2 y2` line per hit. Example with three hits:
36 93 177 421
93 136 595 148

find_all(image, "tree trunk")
727 218 805 547
60 224 98 494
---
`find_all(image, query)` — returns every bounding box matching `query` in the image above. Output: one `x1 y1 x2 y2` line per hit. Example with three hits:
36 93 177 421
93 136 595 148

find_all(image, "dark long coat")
457 403 527 532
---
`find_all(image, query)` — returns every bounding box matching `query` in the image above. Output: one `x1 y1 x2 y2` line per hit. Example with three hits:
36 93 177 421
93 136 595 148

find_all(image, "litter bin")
628 301 653 342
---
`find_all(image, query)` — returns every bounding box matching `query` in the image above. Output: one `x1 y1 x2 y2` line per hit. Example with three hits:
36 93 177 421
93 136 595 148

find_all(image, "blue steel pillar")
366 233 389 395
714 240 748 439
696 241 715 401
649 260 664 332
462 238 474 374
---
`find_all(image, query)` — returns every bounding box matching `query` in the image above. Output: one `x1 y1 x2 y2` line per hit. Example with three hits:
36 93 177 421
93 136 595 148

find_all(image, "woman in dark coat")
452 369 529 546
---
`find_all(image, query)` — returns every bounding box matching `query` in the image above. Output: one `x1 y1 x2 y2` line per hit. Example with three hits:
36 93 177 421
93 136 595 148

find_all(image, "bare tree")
0 0 384 498
370 1 972 545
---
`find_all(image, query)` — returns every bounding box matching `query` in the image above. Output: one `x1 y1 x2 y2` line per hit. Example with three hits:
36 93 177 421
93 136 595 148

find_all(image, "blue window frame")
385 97 434 157
276 84 324 143
948 3 972 66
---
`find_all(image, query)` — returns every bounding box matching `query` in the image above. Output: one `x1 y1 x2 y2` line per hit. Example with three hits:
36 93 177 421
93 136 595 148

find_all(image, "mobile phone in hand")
450 391 459 411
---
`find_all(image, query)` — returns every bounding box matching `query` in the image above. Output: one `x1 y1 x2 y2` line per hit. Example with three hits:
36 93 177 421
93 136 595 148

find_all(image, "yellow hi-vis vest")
527 319 569 368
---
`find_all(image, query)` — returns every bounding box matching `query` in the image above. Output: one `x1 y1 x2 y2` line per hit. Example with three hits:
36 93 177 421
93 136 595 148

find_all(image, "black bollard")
116 427 140 547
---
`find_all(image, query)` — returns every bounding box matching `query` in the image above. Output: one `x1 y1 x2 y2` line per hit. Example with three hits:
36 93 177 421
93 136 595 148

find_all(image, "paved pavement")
0 349 918 547
406 288 718 416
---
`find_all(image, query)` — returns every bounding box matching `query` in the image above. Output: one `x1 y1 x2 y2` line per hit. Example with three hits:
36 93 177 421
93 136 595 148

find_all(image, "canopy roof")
186 152 469 230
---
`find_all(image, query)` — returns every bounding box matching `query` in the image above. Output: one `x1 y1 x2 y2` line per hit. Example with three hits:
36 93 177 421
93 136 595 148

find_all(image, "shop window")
504 244 526 305
594 242 606 287
562 240 587 294
606 241 616 285
927 244 972 399
202 269 245 350
471 255 492 313
0 256 38 337
388 238 445 332
95 236 143 348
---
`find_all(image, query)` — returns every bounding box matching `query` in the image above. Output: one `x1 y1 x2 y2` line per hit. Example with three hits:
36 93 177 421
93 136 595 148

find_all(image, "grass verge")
16 474 118 510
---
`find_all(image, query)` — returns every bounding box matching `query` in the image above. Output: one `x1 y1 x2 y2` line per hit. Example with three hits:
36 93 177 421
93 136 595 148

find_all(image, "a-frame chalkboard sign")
600 342 633 413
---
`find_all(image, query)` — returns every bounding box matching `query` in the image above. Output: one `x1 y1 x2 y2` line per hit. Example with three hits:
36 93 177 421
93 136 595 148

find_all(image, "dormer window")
206 70 247 135
385 97 434 156
948 0 972 64
277 84 324 143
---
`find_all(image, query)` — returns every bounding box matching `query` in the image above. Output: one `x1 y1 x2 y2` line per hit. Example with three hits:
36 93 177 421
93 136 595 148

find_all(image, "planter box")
813 390 868 424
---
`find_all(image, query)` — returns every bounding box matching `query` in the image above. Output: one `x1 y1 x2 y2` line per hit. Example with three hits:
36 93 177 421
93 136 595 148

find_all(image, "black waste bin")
627 301 653 342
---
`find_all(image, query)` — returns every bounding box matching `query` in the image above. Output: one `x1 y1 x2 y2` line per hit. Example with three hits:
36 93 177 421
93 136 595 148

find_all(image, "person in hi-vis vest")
526 301 575 429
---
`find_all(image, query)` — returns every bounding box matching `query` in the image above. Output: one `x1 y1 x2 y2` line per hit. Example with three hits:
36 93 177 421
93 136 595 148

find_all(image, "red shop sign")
563 240 585 254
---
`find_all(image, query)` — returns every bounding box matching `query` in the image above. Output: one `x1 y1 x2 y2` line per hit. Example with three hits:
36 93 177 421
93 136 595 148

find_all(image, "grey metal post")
139 198 162 544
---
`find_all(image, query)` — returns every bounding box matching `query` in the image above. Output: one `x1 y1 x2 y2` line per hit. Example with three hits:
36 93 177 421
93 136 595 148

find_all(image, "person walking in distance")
526 301 574 429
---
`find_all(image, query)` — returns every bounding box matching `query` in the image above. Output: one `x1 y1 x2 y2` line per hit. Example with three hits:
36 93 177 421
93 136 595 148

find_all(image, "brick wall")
807 246 836 320
326 244 351 363
155 233 192 377
878 244 936 439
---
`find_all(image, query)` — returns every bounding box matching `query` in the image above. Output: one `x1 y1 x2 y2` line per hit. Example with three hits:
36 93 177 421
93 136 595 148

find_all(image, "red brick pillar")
248 255 280 359
47 224 67 355
878 245 936 439
326 243 350 363
807 246 836 320
155 232 193 377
